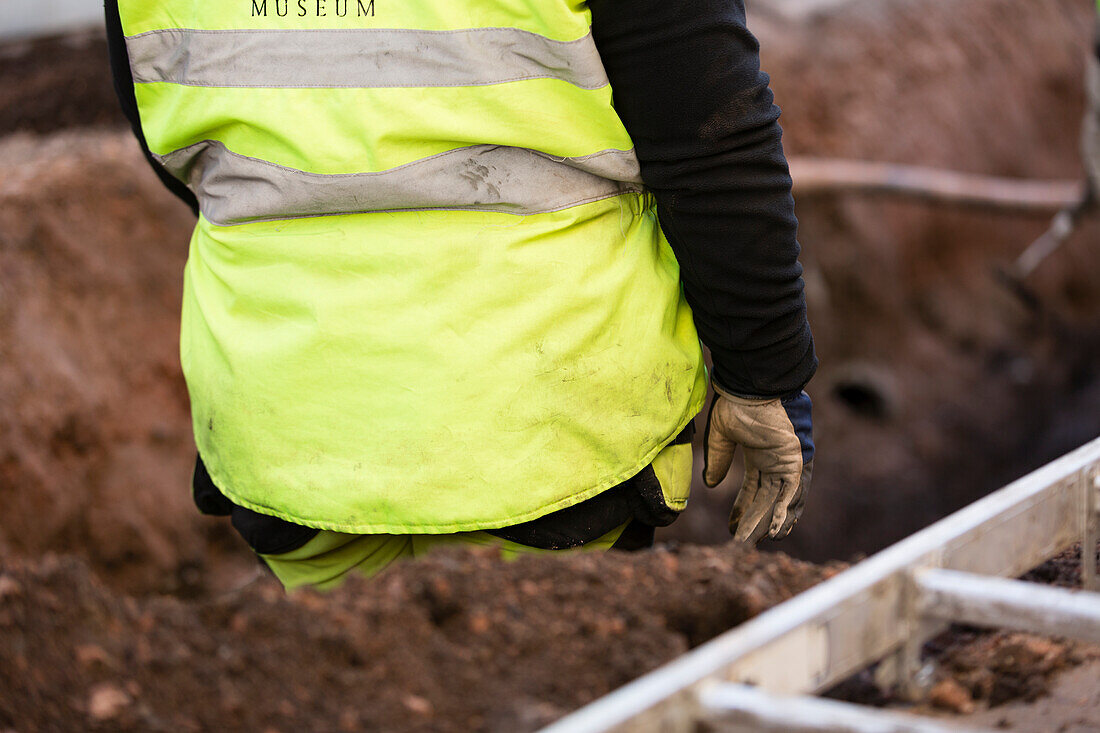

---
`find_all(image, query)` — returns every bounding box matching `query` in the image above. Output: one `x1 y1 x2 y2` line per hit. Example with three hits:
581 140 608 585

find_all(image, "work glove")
702 388 814 544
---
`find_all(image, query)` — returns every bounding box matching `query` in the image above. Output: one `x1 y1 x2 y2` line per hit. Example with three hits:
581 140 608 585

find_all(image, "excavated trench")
1 0 1099 730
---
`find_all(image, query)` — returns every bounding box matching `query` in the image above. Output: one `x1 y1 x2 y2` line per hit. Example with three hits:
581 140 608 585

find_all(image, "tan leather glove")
702 388 814 544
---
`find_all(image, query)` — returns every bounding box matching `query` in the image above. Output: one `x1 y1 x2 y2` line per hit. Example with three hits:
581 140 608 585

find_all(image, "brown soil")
0 129 250 596
957 660 1100 733
0 544 838 733
1019 543 1100 589
928 631 1098 711
0 32 123 135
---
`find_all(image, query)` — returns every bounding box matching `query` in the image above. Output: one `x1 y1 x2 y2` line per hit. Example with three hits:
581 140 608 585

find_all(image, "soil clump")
0 544 838 733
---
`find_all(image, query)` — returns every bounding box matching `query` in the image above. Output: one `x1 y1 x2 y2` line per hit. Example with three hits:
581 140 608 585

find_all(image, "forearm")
589 0 815 397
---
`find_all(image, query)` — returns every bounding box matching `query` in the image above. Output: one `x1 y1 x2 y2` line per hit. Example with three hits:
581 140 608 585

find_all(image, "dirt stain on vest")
459 160 501 201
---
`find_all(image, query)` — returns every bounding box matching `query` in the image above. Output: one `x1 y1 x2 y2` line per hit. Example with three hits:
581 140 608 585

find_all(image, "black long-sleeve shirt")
105 0 815 398
590 0 815 397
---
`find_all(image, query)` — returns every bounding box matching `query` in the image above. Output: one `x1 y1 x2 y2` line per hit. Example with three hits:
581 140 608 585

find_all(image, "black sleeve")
104 0 199 216
588 0 816 398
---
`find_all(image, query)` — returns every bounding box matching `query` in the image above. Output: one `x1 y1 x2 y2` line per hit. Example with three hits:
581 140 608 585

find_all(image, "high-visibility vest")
117 0 708 533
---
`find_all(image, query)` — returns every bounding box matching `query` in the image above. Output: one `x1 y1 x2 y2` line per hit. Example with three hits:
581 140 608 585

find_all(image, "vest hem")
201 393 706 536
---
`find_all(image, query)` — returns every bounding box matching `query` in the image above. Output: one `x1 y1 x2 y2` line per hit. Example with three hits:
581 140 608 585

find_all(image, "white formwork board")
697 683 995 733
539 437 1100 733
915 568 1100 645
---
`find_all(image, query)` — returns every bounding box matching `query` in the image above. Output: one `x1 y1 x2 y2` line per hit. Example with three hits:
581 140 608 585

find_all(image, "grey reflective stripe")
126 27 610 90
156 142 644 226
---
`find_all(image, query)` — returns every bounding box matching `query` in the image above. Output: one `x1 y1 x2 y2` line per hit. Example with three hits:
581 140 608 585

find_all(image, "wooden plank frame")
539 437 1100 733
696 682 995 733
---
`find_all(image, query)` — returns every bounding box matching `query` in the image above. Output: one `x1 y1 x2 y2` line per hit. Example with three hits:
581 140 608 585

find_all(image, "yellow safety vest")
117 0 707 533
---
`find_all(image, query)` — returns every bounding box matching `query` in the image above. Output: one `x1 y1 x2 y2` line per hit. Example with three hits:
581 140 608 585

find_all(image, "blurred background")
1 1 103 42
2 0 1098 594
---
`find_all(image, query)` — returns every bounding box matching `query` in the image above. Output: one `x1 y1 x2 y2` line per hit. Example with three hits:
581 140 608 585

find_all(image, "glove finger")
736 498 777 544
774 461 813 539
703 398 738 488
732 470 781 544
772 484 802 539
727 468 759 534
767 465 805 539
745 506 776 545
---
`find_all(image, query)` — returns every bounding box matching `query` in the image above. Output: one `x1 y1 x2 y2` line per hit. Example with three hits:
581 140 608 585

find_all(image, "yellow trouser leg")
260 522 629 592
260 531 413 591
409 521 628 560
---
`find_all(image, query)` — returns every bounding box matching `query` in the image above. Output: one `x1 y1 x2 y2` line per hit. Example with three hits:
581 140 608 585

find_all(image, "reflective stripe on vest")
118 0 708 533
126 28 611 90
126 23 641 223
156 140 642 225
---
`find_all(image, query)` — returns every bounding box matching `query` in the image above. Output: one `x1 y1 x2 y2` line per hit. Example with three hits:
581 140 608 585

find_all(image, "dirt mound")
753 0 1090 175
0 544 837 732
0 32 123 135
0 129 252 595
